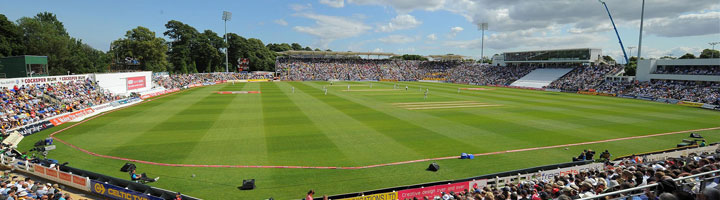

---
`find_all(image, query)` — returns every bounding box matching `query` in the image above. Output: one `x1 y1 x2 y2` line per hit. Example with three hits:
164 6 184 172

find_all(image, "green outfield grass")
18 81 720 199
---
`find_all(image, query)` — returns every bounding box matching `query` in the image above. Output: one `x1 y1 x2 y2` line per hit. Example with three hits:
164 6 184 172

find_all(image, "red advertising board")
398 182 468 199
33 165 45 174
126 76 146 90
59 172 72 182
72 175 87 186
45 168 58 178
49 108 94 126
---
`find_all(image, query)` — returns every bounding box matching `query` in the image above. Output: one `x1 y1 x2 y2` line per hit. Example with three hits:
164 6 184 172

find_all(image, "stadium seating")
510 68 574 88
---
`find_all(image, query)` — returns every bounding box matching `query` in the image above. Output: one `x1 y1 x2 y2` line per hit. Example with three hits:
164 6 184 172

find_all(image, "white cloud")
290 3 312 11
372 48 384 52
426 33 437 41
639 46 704 59
378 35 417 44
319 0 345 8
449 26 464 38
398 47 416 53
293 13 372 48
315 0 718 52
273 19 288 26
645 12 720 37
348 0 445 13
443 29 606 51
377 14 422 32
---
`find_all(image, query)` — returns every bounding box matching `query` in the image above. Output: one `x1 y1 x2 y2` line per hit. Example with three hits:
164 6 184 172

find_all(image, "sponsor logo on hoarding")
215 91 261 94
678 101 704 107
534 163 604 181
468 179 488 189
91 180 163 200
15 120 54 136
49 108 94 126
140 89 180 99
398 182 468 199
338 192 398 200
126 76 146 90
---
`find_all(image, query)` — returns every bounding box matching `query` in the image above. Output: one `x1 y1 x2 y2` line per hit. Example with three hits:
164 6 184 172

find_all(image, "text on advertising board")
91 180 163 200
126 76 146 90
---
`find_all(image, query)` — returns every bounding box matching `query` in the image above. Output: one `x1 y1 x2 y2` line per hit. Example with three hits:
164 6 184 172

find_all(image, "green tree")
480 56 492 64
0 14 24 57
110 26 169 72
679 53 696 59
266 43 292 52
192 30 225 72
18 12 106 75
227 33 276 71
602 55 615 62
164 20 199 73
699 49 720 58
659 55 676 59
291 43 303 50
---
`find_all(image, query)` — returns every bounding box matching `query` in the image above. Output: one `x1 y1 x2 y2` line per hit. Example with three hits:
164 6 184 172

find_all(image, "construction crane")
599 0 629 64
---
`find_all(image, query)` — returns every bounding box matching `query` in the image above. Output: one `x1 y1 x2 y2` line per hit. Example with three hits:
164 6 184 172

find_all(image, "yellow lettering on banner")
679 101 704 107
109 188 119 197
338 192 398 200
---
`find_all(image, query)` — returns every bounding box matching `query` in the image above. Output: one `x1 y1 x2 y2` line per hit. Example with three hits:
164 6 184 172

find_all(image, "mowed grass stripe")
393 82 699 135
104 84 237 163
393 81 720 133
181 83 270 165
407 81 719 119
57 87 211 154
275 82 422 165
297 82 491 157
260 82 350 165
370 82 717 146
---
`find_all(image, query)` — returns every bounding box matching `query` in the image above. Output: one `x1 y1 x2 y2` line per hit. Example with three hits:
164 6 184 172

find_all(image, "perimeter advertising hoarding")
91 180 163 200
338 192 398 200
398 182 468 199
126 76 146 90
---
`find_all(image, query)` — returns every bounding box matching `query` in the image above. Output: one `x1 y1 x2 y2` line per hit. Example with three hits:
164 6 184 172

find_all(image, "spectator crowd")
0 79 119 135
392 150 720 200
547 65 622 91
596 80 720 105
655 65 720 75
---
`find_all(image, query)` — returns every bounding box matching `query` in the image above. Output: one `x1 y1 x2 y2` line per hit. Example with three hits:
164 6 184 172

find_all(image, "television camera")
29 138 55 159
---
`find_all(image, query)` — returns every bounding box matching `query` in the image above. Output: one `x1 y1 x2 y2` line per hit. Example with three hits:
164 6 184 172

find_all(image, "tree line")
0 12 323 75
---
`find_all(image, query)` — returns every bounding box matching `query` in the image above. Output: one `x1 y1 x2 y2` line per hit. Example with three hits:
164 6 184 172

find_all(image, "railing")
580 169 720 200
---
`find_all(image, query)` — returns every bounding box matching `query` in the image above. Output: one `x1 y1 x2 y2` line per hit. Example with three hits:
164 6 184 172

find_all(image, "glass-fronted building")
501 48 602 66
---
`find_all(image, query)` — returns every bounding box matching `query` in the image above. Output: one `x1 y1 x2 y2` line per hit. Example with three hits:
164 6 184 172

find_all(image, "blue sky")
2 0 719 62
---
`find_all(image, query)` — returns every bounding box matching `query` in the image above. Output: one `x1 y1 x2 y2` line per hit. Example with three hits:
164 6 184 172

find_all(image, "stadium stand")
276 57 719 106
323 145 720 200
596 80 720 105
0 79 120 135
654 65 720 75
547 65 623 91
510 68 574 88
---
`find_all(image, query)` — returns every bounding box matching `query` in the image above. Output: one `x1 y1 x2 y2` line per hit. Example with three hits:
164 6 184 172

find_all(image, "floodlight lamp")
222 11 232 21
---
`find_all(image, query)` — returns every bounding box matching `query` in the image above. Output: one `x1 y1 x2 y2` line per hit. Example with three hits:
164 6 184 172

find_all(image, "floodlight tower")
478 22 488 64
710 42 720 58
627 46 636 59
637 0 645 59
222 11 232 73
598 0 629 64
